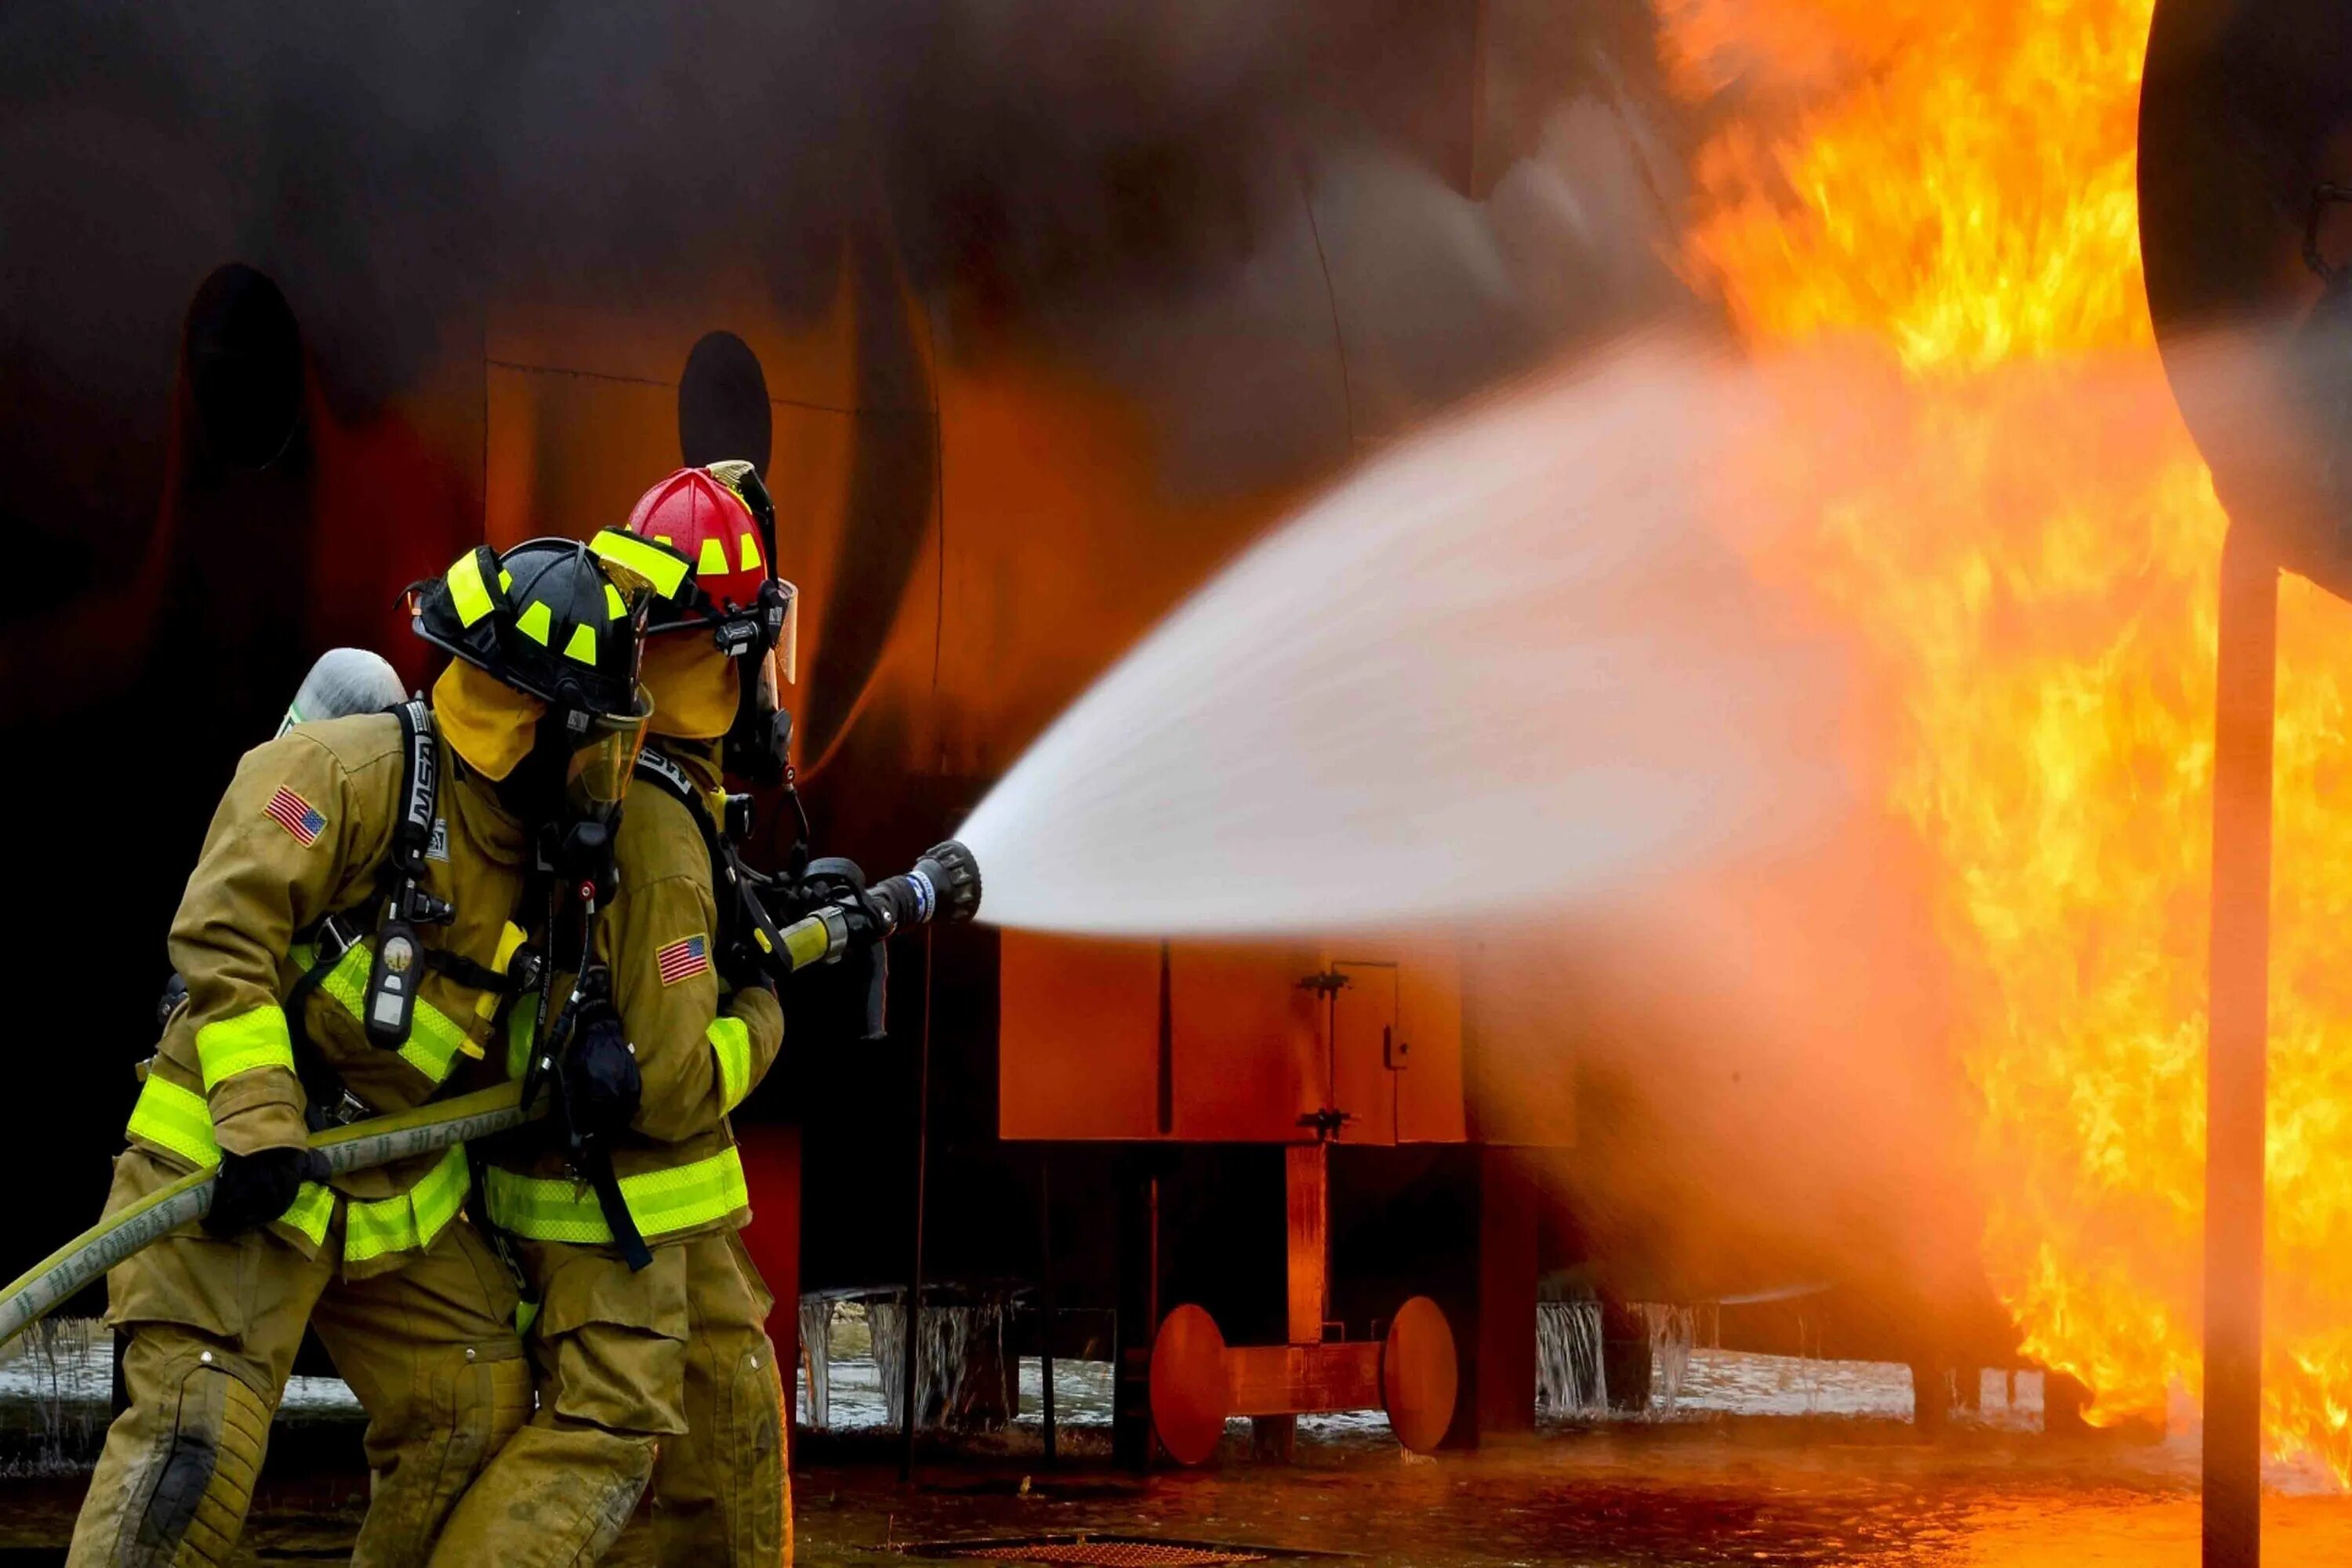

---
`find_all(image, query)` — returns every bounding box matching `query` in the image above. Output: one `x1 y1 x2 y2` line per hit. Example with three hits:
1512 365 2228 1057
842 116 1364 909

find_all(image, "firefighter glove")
204 1145 330 1237
555 1004 643 1146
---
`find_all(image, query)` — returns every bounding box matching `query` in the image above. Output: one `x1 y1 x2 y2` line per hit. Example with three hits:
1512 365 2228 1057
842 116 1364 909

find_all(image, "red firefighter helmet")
626 466 771 630
626 463 799 778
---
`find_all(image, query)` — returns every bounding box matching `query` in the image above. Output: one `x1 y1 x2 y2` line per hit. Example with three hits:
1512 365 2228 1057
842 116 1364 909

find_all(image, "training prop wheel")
1381 1295 1457 1454
1149 1303 1229 1466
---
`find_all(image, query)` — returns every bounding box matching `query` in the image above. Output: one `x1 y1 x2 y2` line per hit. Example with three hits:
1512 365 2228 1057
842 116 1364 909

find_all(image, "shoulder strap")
634 749 757 960
387 698 439 878
633 748 725 858
357 699 452 1051
632 746 699 811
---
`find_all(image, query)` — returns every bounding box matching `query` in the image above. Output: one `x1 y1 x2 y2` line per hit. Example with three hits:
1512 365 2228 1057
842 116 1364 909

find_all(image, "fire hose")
0 841 983 1348
0 1080 538 1350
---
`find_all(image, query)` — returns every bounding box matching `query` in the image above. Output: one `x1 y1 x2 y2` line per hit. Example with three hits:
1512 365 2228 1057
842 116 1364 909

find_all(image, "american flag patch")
264 786 325 848
655 934 710 986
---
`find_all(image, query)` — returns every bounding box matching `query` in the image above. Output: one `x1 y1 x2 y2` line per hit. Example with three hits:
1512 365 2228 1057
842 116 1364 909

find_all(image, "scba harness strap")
361 699 452 1049
631 750 797 982
284 701 456 1127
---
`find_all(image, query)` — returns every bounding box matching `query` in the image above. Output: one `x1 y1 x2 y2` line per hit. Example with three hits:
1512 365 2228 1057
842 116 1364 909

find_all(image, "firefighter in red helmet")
434 467 794 1566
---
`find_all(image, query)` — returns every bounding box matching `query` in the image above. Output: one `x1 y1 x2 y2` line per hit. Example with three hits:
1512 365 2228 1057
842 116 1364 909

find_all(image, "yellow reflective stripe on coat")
126 1074 220 1168
195 1005 296 1089
708 1016 752 1113
505 1004 535 1080
294 940 480 1083
481 1146 749 1244
344 1145 470 1264
125 1076 332 1245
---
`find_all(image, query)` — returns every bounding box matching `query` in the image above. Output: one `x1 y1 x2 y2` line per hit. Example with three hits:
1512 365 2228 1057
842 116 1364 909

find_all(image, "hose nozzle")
764 840 985 978
868 839 984 935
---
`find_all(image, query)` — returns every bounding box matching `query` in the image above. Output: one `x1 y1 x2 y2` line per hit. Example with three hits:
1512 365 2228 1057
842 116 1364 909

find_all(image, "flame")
1659 0 2352 1480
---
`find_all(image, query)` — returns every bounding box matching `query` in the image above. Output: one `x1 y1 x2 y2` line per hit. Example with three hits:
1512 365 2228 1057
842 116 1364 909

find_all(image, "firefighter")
69 534 662 1568
432 469 792 1568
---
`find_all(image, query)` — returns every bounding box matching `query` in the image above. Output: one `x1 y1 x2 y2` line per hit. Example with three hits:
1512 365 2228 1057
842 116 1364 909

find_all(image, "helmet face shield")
561 687 654 822
775 576 798 686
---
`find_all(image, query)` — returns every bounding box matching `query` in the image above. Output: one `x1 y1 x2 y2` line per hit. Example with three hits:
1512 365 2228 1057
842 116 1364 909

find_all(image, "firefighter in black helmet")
68 532 670 1568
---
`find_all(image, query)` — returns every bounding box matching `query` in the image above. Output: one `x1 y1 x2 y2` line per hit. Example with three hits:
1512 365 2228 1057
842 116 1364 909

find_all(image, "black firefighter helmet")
411 531 691 820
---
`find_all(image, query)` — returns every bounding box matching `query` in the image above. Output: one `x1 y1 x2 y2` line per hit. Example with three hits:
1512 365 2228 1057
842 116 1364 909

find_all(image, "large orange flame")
1659 0 2351 1479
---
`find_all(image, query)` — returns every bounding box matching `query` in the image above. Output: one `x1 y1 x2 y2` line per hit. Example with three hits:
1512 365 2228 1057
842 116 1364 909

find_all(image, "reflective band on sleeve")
446 549 495 628
280 1181 334 1247
344 1145 470 1265
708 1016 752 1113
196 1006 296 1090
126 1075 220 1168
126 1076 333 1244
590 528 691 600
300 939 477 1083
482 1145 750 1245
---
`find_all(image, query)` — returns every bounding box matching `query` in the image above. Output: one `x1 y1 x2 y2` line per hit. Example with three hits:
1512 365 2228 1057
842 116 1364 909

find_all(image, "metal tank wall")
7 0 2014 1383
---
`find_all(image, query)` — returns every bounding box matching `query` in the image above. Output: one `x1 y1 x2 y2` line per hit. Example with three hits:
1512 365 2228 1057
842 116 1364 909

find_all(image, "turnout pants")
637 1230 789 1566
430 1229 786 1568
67 1148 529 1568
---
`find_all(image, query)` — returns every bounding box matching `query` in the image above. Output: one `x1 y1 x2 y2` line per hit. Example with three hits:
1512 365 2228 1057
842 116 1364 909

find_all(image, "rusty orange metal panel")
1222 1341 1381 1417
1323 946 1467 1145
1169 942 1323 1141
998 931 1162 1139
1284 1144 1329 1343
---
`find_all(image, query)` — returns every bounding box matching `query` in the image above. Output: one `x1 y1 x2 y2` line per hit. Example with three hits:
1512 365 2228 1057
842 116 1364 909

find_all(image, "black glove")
554 1005 641 1149
716 935 778 996
205 1145 331 1238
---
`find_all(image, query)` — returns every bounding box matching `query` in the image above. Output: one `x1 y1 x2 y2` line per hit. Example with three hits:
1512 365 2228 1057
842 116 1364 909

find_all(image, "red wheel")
1381 1295 1457 1454
1149 1304 1229 1465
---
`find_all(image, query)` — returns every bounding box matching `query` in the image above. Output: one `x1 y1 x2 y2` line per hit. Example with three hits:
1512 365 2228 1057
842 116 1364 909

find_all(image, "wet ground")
5 1413 2350 1566
5 1329 2347 1565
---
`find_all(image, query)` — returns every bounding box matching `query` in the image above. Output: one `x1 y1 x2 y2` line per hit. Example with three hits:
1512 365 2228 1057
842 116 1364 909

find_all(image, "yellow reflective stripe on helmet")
446 550 495 628
708 1016 752 1113
696 536 729 577
299 938 479 1083
344 1145 470 1265
514 600 553 645
481 1145 749 1244
738 532 760 572
281 1181 333 1247
196 1006 296 1090
499 568 514 593
561 621 598 665
125 1076 332 1244
604 583 628 621
126 1074 220 1168
590 528 691 600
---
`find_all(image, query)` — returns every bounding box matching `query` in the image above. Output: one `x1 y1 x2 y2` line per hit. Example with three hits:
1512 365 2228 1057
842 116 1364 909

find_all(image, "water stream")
960 336 1847 938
